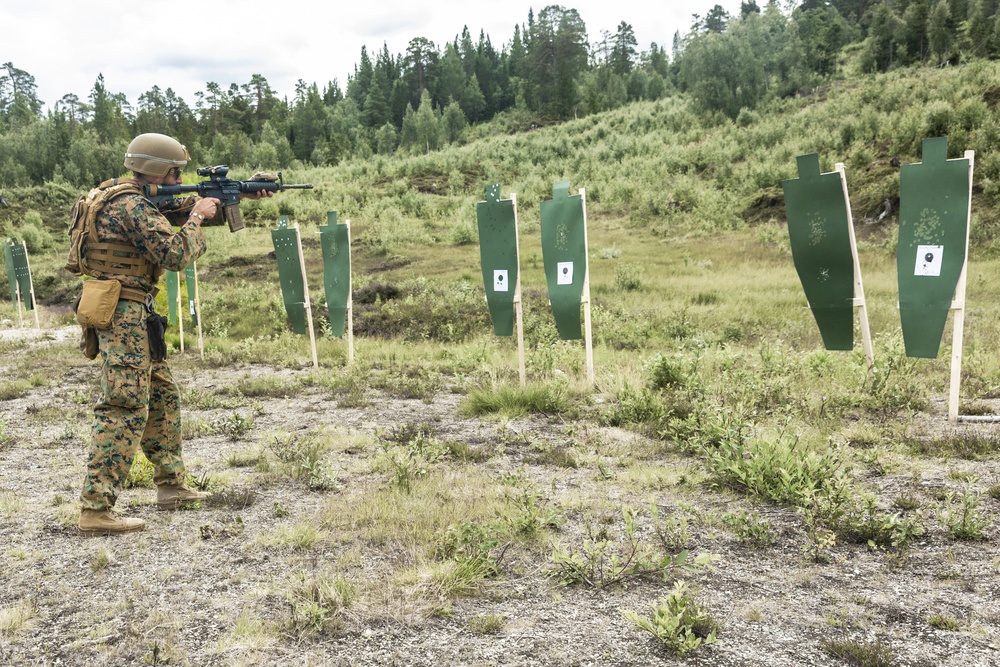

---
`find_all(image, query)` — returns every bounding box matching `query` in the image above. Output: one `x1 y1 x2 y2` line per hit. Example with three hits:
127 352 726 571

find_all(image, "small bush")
938 490 992 541
615 263 643 291
17 212 55 251
460 384 569 418
928 613 961 632
623 581 718 657
821 636 895 667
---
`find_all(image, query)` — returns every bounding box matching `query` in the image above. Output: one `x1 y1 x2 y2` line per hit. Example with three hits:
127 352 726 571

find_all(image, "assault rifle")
145 165 313 232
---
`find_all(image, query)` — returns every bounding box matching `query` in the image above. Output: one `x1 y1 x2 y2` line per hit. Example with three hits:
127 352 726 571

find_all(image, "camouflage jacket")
91 192 207 293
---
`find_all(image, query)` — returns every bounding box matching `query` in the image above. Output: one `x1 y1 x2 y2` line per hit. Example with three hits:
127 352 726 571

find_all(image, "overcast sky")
4 1 748 111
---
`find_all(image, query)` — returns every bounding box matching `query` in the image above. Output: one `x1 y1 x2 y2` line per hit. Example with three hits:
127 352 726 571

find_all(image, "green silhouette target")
540 182 587 340
271 216 308 335
781 153 856 350
4 238 33 310
165 270 179 325
320 211 351 337
476 184 519 336
898 137 970 359
184 264 198 326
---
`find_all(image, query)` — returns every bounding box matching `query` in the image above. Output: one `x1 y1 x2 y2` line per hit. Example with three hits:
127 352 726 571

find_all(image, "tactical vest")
66 178 158 287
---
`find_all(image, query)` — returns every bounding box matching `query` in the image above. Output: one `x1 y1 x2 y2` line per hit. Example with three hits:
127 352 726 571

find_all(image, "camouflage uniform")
80 191 206 511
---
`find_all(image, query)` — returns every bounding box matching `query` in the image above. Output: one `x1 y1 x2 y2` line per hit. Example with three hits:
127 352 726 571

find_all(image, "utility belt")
74 278 168 362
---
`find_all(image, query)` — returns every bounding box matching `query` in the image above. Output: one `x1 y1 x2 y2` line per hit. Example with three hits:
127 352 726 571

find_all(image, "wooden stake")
580 188 594 387
13 271 23 329
19 240 40 330
835 163 874 376
512 194 526 387
294 223 319 370
948 151 975 424
177 272 185 354
192 261 204 360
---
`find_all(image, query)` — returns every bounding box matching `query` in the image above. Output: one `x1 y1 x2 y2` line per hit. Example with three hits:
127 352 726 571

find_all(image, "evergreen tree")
363 62 392 128
793 4 856 75
704 5 731 33
289 82 328 163
442 98 468 143
374 122 398 155
1 62 43 128
433 43 467 111
610 22 638 76
89 74 130 145
462 73 487 123
327 97 362 164
347 46 374 109
902 0 932 64
244 74 279 136
828 0 872 23
963 0 993 57
859 2 906 71
136 85 169 135
403 37 438 102
929 0 956 64
741 1 761 18
323 79 344 105
643 43 670 79
527 5 589 119
459 26 478 77
412 89 441 153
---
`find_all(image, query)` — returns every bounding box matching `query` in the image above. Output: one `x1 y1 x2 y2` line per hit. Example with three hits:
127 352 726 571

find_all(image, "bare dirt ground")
1 326 999 667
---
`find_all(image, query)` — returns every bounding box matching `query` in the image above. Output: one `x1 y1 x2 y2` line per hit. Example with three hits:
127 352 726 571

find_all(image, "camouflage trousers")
80 300 186 511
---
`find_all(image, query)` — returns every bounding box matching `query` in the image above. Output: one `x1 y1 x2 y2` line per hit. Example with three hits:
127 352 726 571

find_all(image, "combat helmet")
123 133 190 177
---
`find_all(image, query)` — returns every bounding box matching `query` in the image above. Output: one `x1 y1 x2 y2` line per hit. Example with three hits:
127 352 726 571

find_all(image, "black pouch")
147 312 168 362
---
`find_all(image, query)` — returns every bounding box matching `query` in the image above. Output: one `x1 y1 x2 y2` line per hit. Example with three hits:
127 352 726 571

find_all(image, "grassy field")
1 62 1000 665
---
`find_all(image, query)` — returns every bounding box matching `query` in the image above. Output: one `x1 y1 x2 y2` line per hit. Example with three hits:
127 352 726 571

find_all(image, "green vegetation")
928 612 962 631
622 581 718 657
821 636 896 667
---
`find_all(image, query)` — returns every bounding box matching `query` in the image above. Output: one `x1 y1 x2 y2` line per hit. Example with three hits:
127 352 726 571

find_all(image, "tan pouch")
80 326 99 360
76 279 121 329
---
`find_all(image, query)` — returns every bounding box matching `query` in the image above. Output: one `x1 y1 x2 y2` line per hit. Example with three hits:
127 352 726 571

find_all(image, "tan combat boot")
156 483 211 510
79 509 146 535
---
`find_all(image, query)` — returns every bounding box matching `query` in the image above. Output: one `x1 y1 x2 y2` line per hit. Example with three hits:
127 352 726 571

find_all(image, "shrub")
622 581 718 657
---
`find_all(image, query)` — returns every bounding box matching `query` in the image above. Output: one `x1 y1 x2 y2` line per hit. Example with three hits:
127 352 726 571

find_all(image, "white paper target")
494 269 509 292
914 245 944 277
557 261 574 285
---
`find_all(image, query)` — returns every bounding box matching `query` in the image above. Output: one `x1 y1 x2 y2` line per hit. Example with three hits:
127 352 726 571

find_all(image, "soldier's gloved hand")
245 171 278 199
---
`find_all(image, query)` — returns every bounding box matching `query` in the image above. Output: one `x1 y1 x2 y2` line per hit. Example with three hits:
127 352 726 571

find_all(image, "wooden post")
178 273 185 353
294 223 319 370
512 194 526 387
580 188 594 387
12 271 23 329
192 261 204 360
835 163 874 375
948 151 975 424
19 240 39 329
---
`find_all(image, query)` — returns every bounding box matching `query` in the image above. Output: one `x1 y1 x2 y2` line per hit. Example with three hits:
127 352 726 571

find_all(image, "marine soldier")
73 133 263 535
